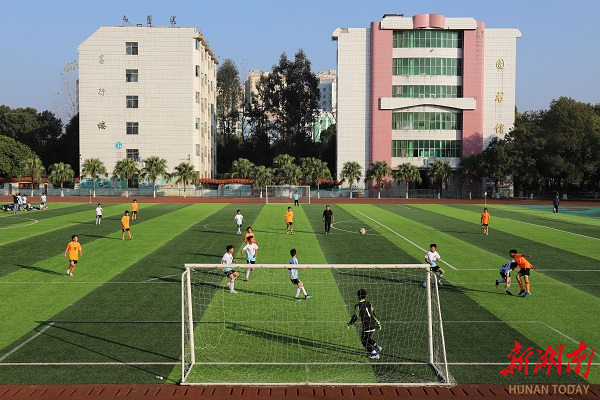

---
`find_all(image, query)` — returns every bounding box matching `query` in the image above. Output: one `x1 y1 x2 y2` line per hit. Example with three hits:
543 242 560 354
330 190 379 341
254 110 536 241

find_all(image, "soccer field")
0 202 598 385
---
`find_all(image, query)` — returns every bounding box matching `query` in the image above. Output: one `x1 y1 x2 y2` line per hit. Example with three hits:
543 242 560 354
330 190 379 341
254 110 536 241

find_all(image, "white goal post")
181 263 452 386
265 185 311 204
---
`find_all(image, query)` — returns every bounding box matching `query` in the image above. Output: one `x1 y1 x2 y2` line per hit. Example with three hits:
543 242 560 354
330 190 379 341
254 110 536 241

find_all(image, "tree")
427 160 451 196
48 162 74 197
273 154 296 181
366 160 391 199
301 157 331 198
112 158 140 198
216 59 244 173
81 158 107 197
230 158 255 179
340 161 362 198
481 137 512 194
318 123 336 177
0 136 37 178
252 165 274 198
280 163 302 185
394 163 422 199
20 156 45 196
173 162 198 197
141 156 169 198
458 154 484 197
254 50 320 159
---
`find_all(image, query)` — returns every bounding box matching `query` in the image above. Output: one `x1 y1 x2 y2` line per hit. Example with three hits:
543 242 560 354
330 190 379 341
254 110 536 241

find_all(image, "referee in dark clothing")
322 205 334 234
347 288 382 359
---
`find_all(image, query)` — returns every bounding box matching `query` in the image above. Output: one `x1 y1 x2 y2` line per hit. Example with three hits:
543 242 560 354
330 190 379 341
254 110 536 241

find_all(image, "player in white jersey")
220 245 239 293
233 209 246 235
496 261 518 295
241 237 259 281
288 249 311 301
423 244 444 287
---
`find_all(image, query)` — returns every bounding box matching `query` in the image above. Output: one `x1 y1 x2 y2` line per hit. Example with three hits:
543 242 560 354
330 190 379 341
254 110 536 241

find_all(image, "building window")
126 96 139 108
195 65 200 77
392 85 462 98
195 118 200 129
126 42 138 55
126 122 139 135
393 31 462 48
195 91 200 103
126 149 140 162
126 69 138 82
392 58 462 76
196 144 200 156
392 112 462 130
392 140 462 158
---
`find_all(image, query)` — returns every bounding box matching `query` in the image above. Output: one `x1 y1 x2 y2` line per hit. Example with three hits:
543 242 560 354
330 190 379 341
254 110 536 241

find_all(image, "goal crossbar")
265 185 311 204
185 263 429 270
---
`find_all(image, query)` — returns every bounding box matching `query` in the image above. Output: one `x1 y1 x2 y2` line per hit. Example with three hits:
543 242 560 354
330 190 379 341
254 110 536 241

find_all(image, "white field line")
503 217 600 241
2 361 597 366
0 217 39 229
0 323 53 362
355 210 458 270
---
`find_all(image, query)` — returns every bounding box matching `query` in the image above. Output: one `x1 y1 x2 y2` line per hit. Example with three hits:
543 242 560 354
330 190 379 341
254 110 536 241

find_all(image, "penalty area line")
0 323 53 362
355 210 458 270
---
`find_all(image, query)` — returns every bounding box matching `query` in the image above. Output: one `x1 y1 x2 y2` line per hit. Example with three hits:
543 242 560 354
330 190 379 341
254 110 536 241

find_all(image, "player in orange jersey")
64 235 82 276
481 208 490 235
131 199 139 221
285 207 294 235
121 210 133 240
509 250 537 297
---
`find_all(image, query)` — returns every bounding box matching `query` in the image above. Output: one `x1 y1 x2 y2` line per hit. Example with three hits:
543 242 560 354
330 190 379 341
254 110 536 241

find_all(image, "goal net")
181 264 453 385
265 185 311 204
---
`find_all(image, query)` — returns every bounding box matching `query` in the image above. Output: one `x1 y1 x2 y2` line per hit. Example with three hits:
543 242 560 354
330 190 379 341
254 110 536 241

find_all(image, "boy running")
423 244 444 286
288 249 311 301
346 288 382 359
241 237 259 281
481 208 490 235
285 207 294 235
221 245 239 293
496 260 518 295
64 235 82 276
233 210 245 235
96 203 103 225
509 250 536 297
121 210 133 240
244 227 258 244
131 199 138 221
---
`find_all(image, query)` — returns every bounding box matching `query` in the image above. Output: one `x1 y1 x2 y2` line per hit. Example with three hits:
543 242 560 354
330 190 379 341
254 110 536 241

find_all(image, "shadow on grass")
17 264 63 276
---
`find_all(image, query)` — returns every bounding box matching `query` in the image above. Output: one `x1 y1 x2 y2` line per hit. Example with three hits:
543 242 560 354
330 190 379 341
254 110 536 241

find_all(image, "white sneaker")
368 351 380 359
422 281 426 288
230 290 238 294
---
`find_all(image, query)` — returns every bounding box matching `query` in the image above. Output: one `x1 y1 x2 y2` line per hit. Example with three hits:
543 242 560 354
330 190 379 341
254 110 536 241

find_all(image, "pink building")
332 14 521 193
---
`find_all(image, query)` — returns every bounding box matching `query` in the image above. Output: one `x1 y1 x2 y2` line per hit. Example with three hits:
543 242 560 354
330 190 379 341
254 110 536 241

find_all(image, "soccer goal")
181 264 453 386
265 185 311 204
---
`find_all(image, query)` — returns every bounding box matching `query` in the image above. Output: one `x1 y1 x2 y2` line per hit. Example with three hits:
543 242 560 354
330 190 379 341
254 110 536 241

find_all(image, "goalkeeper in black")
347 288 382 359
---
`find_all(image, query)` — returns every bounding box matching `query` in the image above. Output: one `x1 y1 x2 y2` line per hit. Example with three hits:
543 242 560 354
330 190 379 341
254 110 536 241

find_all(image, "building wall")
78 26 217 180
332 28 370 181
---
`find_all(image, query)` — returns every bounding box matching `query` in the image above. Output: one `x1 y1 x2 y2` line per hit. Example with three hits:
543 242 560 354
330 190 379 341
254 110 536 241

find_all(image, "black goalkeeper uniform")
347 299 381 353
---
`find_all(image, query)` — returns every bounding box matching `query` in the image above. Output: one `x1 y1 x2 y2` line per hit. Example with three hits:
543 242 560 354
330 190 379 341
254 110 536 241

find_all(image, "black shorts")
518 268 531 276
122 228 130 232
287 222 293 227
482 224 489 227
69 259 78 264
290 278 300 285
430 266 441 272
246 260 255 264
500 271 509 279
132 211 137 215
225 270 236 277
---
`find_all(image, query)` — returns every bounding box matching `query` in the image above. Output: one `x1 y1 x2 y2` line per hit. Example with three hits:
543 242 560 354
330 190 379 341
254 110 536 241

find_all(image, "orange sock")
518 281 525 290
526 283 530 293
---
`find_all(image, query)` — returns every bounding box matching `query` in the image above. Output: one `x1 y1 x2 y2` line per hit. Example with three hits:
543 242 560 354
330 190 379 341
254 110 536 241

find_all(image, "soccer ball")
359 228 366 235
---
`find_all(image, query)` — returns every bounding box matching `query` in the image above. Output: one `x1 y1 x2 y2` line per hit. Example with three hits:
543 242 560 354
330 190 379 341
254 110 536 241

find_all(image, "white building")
78 25 218 181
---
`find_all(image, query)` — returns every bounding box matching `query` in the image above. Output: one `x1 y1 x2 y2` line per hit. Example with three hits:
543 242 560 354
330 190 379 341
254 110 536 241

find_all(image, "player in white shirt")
233 209 246 235
220 245 239 293
496 261 518 295
241 237 259 281
288 249 312 301
95 203 103 225
423 243 445 287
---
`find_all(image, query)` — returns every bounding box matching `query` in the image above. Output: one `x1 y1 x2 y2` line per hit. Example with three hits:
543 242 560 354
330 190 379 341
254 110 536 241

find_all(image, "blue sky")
1 0 598 122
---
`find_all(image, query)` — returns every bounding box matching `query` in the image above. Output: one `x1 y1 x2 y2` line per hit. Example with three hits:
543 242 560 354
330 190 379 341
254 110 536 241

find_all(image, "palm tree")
173 162 198 197
81 158 107 197
280 163 302 185
301 157 331 198
366 160 391 199
428 159 452 197
141 156 169 198
230 158 255 179
273 154 295 170
252 165 274 198
112 158 140 198
340 161 362 199
48 162 75 197
20 156 45 196
394 163 422 199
